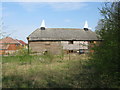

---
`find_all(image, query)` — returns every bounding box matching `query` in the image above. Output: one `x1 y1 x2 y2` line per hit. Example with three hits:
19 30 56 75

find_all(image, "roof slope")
0 37 27 50
28 28 100 41
0 37 20 44
18 40 27 45
16 39 27 45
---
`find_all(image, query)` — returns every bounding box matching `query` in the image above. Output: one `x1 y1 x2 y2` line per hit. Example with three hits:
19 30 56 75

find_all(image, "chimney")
83 21 89 31
40 20 45 30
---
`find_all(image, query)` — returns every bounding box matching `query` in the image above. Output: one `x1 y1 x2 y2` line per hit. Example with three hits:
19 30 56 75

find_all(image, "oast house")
27 20 101 55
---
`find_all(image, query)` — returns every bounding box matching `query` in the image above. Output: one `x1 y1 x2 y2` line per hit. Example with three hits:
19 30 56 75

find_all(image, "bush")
15 48 29 56
88 2 120 88
40 52 54 64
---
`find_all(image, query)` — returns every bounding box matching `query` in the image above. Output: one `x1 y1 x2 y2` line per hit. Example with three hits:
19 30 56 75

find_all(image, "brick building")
0 37 27 55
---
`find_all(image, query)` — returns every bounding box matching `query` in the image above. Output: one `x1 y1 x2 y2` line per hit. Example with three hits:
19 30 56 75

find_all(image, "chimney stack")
40 20 45 30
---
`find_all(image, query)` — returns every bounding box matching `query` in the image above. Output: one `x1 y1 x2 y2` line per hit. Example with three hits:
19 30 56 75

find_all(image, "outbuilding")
27 20 101 55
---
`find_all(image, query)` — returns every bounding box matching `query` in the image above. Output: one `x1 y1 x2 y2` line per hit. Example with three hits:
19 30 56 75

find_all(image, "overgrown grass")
2 54 93 88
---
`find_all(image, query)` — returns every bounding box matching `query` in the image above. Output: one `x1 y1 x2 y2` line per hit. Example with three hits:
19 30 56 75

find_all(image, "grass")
2 54 93 88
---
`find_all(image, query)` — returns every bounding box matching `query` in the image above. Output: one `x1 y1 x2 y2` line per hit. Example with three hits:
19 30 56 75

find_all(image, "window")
45 42 50 45
16 44 19 47
45 43 50 45
68 41 73 44
68 50 73 53
79 49 84 54
90 41 94 43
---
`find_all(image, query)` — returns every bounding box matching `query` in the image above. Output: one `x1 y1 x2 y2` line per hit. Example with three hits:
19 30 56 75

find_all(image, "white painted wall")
61 41 88 50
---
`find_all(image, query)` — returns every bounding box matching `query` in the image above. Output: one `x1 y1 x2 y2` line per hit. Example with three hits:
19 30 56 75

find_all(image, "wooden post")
27 37 29 55
28 41 29 55
69 50 70 60
60 41 64 60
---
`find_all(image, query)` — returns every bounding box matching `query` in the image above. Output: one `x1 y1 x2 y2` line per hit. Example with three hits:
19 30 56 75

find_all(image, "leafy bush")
88 2 120 88
15 48 29 56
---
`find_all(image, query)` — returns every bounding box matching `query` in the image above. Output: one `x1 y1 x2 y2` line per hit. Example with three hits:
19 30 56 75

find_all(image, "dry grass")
2 54 92 88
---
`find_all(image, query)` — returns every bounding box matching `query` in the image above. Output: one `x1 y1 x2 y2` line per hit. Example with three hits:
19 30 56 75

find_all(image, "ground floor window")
79 49 85 54
68 50 73 53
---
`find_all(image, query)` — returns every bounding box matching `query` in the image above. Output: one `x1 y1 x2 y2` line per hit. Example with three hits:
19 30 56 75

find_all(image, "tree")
89 2 120 88
0 18 14 39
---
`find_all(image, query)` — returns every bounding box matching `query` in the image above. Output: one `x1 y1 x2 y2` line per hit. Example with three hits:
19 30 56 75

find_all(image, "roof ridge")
47 28 81 29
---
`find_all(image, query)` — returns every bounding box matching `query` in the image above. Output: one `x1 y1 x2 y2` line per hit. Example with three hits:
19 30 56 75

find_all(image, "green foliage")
15 48 29 56
2 54 91 88
39 52 54 64
89 2 120 88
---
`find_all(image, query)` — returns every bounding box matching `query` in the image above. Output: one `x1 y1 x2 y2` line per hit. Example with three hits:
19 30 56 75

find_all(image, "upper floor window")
90 41 94 43
68 41 73 44
16 44 19 46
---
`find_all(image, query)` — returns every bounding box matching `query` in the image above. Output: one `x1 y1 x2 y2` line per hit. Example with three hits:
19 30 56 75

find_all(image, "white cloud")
49 2 87 11
19 3 46 12
18 2 87 12
64 19 71 23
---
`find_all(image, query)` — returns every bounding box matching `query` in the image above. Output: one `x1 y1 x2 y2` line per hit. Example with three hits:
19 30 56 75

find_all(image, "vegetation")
88 2 120 88
2 2 120 88
2 54 92 88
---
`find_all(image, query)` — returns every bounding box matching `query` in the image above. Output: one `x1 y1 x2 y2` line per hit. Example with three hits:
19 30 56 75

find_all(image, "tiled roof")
0 37 20 44
16 39 27 45
0 37 26 50
28 28 100 41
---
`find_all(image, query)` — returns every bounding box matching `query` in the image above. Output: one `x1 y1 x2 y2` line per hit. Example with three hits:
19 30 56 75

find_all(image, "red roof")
0 37 27 50
16 39 27 45
0 37 20 44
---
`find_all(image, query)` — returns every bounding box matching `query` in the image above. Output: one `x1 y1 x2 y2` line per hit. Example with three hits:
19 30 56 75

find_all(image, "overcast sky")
2 2 103 42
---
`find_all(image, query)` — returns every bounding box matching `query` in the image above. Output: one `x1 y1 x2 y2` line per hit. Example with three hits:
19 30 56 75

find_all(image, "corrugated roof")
28 28 100 41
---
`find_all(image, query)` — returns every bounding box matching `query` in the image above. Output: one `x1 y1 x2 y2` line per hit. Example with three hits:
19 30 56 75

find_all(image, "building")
16 39 28 49
0 37 27 55
27 20 101 55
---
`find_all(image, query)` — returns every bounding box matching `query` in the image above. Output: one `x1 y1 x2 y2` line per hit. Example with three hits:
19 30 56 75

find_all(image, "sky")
2 2 104 42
